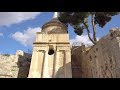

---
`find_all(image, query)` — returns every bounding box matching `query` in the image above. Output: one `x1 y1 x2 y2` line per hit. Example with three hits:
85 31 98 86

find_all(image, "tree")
58 12 119 45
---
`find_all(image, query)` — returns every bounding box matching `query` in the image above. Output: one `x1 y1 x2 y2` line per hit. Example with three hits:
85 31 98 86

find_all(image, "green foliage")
58 12 119 36
94 12 119 27
59 12 88 35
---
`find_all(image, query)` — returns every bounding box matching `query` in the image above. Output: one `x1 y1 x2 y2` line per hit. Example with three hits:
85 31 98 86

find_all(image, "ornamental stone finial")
53 12 59 18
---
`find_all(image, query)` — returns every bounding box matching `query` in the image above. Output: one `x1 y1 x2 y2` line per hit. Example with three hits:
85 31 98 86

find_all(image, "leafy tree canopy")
58 12 119 44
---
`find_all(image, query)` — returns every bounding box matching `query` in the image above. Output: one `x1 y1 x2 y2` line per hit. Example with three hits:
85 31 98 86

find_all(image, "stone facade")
72 28 120 78
28 33 72 78
28 16 72 78
71 46 85 78
28 13 72 78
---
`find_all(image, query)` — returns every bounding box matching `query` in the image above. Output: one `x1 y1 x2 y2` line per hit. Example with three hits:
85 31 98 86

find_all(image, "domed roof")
41 15 68 34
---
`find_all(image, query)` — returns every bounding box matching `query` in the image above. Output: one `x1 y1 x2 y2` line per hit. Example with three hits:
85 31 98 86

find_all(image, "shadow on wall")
71 46 85 78
55 62 71 78
71 54 82 78
17 53 31 78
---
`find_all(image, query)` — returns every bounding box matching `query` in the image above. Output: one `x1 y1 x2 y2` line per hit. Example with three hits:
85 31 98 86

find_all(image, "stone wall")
0 50 31 78
71 46 85 78
71 28 120 78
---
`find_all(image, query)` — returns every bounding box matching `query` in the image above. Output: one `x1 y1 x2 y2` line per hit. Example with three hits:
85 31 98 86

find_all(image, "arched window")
48 45 54 55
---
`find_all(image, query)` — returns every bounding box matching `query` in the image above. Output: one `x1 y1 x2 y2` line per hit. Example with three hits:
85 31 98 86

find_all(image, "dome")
41 18 68 34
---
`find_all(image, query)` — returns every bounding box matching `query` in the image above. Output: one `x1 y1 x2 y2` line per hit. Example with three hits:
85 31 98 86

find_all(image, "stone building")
0 13 119 78
28 12 72 78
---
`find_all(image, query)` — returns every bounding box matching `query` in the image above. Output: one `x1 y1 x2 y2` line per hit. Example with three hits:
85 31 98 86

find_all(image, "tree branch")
83 21 96 44
91 14 97 43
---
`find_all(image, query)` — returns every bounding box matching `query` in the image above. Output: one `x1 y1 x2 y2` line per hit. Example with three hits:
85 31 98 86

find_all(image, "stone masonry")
0 50 31 78
72 28 120 78
28 13 72 78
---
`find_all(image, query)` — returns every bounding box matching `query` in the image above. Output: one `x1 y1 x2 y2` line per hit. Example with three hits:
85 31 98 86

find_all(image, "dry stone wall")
0 50 31 78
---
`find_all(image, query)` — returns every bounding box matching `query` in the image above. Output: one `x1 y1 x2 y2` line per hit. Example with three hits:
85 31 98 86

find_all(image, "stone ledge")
33 42 70 44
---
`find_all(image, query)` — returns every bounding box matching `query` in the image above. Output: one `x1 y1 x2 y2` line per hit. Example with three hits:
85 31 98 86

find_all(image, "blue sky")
0 12 119 54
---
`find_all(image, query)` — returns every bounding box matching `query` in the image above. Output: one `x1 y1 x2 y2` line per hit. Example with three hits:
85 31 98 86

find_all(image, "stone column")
38 50 44 78
28 50 40 78
65 50 72 78
53 51 59 78
42 51 50 78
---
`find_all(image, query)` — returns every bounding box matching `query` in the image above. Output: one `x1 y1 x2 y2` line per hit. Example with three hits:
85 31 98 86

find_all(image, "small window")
48 49 54 55
48 45 54 55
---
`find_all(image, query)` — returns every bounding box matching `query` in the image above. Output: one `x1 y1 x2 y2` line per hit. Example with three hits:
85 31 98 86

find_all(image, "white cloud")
70 34 99 46
12 27 41 46
0 12 41 26
0 33 3 37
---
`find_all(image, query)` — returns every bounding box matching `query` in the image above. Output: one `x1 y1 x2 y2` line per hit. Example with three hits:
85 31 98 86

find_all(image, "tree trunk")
91 14 97 43
83 22 96 45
